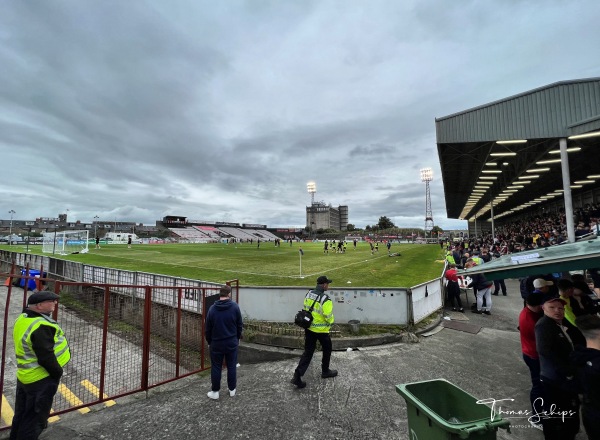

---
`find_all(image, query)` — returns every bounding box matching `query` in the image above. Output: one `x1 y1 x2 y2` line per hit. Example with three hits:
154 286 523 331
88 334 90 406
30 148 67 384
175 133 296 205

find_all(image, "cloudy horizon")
1 1 599 230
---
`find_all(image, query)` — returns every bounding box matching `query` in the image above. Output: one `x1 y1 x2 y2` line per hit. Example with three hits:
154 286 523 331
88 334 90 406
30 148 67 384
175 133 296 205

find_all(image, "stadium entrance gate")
0 263 239 432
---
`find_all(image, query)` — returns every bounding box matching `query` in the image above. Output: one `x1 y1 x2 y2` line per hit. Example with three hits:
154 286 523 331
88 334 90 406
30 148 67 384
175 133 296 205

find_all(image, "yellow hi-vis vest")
13 313 71 384
304 290 334 333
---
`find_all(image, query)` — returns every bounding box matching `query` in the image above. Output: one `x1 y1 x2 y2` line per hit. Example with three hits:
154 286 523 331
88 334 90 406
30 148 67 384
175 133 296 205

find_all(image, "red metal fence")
0 263 238 431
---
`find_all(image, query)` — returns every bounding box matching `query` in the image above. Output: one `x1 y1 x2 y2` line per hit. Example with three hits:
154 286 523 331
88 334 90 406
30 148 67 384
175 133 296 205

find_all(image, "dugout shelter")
436 78 600 243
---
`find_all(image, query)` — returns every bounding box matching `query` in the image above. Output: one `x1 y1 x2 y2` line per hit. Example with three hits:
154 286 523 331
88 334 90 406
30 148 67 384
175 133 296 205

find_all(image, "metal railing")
0 262 239 431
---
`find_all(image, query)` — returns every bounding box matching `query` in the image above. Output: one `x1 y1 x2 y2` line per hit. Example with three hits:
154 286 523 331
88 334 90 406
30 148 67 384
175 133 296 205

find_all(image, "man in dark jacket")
534 297 585 440
570 314 600 439
205 285 243 400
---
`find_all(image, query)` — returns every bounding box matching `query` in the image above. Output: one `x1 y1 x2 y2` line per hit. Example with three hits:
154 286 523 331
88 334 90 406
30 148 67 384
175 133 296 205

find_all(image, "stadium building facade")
306 203 348 231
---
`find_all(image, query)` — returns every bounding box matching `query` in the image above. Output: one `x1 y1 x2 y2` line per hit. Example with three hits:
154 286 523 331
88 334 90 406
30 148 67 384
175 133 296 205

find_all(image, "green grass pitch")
4 242 446 288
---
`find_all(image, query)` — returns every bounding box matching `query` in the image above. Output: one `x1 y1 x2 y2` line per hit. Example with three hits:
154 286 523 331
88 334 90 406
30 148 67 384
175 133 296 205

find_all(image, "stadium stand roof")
436 78 600 221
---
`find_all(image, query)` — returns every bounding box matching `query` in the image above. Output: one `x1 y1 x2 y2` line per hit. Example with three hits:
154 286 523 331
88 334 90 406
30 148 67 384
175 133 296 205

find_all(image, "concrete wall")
239 286 409 325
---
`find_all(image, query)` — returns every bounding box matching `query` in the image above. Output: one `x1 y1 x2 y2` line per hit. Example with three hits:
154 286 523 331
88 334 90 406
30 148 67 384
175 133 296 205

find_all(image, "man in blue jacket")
205 285 243 400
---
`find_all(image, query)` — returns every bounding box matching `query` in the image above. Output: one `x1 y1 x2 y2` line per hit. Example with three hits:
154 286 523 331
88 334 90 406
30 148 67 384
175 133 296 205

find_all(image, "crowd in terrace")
449 203 600 258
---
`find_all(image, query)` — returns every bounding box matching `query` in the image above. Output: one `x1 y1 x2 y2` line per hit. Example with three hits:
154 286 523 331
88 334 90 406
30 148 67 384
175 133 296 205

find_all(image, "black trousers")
493 279 507 295
295 330 332 377
10 376 59 440
539 379 580 440
446 281 463 308
582 405 600 440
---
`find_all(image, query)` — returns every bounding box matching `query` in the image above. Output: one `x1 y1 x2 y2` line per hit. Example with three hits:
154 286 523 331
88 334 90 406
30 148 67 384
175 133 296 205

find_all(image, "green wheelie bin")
396 379 511 439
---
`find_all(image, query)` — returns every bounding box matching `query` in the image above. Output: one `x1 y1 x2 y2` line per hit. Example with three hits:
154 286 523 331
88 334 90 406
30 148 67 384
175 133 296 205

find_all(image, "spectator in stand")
535 297 585 439
588 268 600 296
518 292 544 430
445 264 464 312
575 221 591 237
570 315 600 439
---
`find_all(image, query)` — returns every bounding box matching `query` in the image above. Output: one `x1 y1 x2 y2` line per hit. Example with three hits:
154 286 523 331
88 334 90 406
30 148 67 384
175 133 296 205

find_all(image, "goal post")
42 230 90 255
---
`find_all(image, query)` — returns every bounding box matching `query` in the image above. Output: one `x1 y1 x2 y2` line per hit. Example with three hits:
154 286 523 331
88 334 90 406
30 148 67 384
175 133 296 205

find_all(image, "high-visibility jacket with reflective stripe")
304 289 334 333
13 313 71 384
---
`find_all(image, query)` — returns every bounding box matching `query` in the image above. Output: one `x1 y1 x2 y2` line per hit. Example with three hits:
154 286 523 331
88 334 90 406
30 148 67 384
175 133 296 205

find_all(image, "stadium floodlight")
420 168 434 237
8 210 15 246
94 215 99 238
306 181 317 237
307 181 316 204
420 168 433 182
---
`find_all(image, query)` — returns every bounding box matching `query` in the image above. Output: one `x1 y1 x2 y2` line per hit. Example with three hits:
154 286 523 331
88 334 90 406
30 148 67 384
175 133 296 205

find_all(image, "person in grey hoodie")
205 285 243 400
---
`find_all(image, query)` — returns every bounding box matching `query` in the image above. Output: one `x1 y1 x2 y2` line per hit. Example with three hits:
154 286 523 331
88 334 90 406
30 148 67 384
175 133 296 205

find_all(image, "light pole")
94 215 99 238
8 210 15 246
307 181 316 238
420 168 434 239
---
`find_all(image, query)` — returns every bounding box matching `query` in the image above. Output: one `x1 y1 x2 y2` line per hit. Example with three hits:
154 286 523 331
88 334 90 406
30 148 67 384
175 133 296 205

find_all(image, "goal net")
42 230 90 255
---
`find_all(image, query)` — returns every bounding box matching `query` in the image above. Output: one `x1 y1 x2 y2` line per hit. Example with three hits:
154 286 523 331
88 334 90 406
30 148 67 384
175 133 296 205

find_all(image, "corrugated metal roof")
436 78 600 143
437 78 600 220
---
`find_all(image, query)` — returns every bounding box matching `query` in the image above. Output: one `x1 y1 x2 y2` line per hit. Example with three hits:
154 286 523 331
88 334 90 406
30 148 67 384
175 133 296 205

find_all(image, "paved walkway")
1 280 590 439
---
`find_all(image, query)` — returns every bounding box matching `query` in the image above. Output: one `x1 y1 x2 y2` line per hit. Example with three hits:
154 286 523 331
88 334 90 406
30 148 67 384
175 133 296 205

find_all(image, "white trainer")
207 391 219 400
229 389 236 397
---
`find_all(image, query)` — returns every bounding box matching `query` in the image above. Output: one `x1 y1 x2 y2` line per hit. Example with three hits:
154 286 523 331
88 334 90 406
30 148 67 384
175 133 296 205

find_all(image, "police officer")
291 276 337 388
10 291 71 440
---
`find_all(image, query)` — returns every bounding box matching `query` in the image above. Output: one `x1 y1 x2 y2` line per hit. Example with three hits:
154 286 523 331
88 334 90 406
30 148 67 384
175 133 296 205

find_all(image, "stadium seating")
195 226 222 240
168 227 215 243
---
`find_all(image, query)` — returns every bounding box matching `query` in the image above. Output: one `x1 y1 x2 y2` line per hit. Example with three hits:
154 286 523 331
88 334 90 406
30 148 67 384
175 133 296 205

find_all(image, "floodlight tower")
420 168 434 238
8 210 15 246
307 181 317 237
94 215 99 238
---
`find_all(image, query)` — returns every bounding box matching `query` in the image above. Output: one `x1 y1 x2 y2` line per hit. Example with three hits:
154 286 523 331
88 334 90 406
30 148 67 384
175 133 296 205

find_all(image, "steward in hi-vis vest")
303 287 335 334
291 275 338 389
10 290 71 440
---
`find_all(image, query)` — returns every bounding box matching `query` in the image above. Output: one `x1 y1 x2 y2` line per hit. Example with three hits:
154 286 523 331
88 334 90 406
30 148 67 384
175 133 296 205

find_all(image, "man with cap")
532 278 555 303
291 275 337 388
10 291 71 440
534 296 585 440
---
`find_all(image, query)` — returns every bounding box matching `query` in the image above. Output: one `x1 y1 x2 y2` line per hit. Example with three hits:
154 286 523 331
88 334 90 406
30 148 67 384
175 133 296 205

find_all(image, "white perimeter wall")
239 286 410 325
410 279 443 324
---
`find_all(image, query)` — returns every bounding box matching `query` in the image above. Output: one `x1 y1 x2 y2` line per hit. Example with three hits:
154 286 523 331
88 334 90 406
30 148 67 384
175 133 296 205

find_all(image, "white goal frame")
42 230 90 255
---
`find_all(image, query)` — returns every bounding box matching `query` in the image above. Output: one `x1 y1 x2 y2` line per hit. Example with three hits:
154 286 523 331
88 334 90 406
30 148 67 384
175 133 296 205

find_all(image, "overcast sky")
1 1 599 230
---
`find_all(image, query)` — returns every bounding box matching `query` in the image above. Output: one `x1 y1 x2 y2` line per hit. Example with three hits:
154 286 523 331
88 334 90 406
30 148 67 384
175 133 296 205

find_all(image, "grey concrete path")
2 280 590 439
